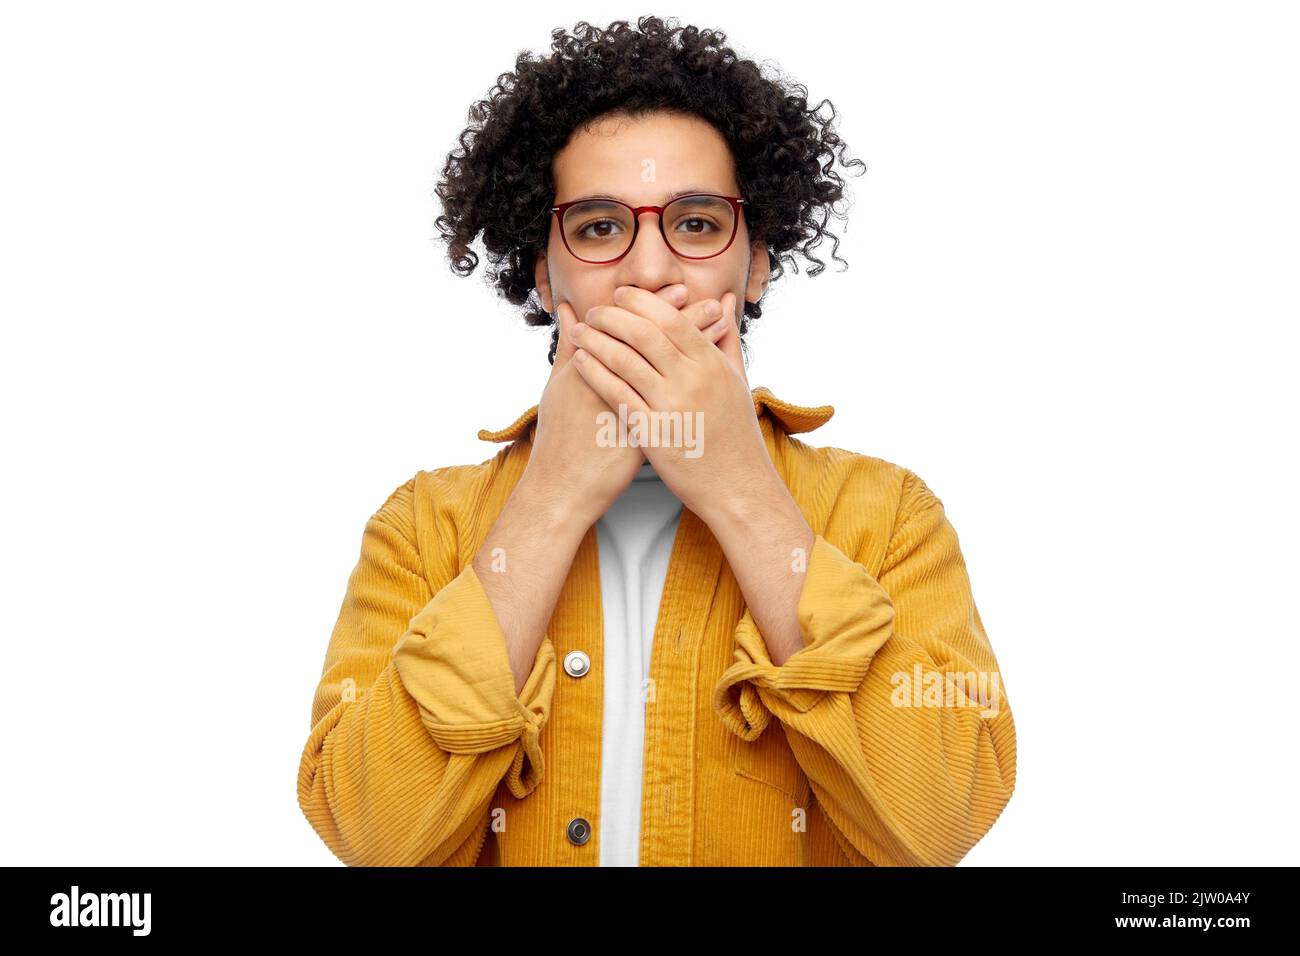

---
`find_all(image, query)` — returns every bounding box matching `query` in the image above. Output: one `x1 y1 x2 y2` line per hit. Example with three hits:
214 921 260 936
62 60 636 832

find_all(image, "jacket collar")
476 385 835 443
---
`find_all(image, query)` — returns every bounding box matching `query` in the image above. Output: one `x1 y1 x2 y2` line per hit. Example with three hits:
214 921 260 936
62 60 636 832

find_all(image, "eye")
673 216 721 235
576 218 626 239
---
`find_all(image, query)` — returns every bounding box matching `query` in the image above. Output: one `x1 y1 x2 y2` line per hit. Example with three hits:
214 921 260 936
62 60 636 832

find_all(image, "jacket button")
563 650 590 678
566 817 592 846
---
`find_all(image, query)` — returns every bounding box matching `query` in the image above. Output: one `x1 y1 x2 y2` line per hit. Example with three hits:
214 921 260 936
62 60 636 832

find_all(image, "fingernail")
704 301 722 318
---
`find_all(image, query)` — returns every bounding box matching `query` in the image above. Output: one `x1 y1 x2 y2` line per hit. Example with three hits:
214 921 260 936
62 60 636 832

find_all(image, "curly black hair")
433 15 866 365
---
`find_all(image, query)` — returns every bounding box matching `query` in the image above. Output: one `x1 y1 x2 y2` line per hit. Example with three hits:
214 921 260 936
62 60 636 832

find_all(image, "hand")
569 286 774 526
523 284 730 528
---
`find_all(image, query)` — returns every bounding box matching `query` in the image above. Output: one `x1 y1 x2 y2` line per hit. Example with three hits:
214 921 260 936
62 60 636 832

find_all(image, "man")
298 15 1016 867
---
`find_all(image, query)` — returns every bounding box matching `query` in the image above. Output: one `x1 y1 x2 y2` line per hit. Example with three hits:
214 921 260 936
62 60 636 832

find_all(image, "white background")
2 0 1296 866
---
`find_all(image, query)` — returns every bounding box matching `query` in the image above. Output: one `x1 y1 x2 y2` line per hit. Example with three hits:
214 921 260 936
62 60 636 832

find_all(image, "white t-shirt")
593 456 683 866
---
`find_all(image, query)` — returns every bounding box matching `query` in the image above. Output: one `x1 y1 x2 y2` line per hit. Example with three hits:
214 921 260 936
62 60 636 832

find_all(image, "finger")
653 285 723 346
585 305 677 380
589 289 724 373
572 315 661 401
679 294 737 358
658 283 688 309
609 286 707 362
663 292 728 359
556 285 684 374
604 284 715 335
681 299 727 357
572 346 650 427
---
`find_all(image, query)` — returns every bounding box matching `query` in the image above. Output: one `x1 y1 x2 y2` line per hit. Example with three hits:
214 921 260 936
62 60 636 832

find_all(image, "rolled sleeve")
394 561 557 798
712 533 896 738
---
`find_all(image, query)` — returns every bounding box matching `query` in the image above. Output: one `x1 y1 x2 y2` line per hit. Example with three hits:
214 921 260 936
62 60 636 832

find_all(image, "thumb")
550 300 579 374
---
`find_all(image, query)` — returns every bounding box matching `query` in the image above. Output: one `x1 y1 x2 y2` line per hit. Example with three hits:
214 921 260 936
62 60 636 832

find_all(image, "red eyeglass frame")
548 193 747 264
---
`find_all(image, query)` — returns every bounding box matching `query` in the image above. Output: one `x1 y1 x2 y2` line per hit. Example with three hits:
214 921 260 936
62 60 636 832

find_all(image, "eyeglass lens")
561 195 735 262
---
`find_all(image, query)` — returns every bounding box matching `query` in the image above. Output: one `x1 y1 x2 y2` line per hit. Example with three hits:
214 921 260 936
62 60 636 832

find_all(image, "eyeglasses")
549 193 747 264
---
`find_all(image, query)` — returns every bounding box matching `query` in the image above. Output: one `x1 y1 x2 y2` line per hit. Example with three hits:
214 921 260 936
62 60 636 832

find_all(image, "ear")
534 248 554 314
744 239 770 306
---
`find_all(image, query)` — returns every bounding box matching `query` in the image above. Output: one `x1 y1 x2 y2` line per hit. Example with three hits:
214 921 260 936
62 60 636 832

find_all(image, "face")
534 111 768 375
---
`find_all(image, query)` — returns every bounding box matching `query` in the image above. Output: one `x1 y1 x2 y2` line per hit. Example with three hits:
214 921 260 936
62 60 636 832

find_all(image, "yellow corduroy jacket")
297 385 1017 867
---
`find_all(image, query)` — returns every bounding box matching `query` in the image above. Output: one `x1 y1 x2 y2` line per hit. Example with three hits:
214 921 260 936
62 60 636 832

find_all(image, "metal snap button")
566 817 592 846
563 650 590 678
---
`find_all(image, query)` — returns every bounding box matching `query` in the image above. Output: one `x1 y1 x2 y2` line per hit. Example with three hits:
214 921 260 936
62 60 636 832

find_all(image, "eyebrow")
563 185 724 204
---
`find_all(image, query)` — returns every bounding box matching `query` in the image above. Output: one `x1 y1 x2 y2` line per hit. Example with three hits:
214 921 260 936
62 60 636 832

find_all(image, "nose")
628 209 673 254
618 210 680 287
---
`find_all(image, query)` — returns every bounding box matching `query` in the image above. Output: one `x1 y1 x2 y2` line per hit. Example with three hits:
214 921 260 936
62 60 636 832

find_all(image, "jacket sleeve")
297 477 557 866
711 469 1016 866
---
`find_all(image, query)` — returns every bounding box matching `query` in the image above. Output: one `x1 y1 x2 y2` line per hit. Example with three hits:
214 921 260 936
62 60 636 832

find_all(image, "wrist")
700 467 792 534
514 465 600 538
